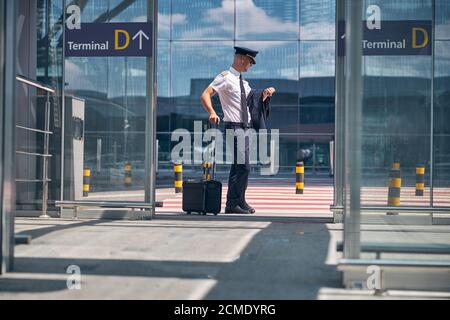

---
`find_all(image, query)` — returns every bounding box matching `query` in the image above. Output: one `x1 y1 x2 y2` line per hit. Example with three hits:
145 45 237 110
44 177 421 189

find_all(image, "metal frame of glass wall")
335 0 450 291
333 0 450 223
0 0 17 273
59 0 158 217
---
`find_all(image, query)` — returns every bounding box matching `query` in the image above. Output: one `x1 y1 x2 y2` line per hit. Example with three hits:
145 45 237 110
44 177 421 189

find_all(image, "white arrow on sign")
132 30 150 50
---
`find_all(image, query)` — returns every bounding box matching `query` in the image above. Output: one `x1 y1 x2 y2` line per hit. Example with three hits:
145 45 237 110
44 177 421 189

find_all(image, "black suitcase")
182 180 222 215
182 123 222 215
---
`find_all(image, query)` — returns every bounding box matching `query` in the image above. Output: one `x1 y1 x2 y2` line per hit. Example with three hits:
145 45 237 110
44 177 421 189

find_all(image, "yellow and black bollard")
207 162 212 181
416 165 425 196
388 167 401 207
174 163 183 193
124 162 132 187
83 167 91 197
203 162 213 181
296 162 305 194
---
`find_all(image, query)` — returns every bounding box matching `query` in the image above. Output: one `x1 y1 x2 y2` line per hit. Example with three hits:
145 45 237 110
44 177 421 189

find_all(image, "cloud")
234 0 298 36
178 0 298 40
133 12 187 35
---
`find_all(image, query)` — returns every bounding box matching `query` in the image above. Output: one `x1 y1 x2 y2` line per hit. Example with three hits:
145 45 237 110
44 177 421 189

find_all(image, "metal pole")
0 0 5 274
60 0 67 205
145 0 157 217
40 93 51 218
1 0 17 273
343 0 363 259
430 0 435 207
334 0 346 223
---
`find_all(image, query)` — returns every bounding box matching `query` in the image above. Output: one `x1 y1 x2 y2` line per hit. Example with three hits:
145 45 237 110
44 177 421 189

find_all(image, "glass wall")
63 0 151 200
157 0 336 178
339 0 450 291
358 0 450 208
360 0 433 207
434 0 450 207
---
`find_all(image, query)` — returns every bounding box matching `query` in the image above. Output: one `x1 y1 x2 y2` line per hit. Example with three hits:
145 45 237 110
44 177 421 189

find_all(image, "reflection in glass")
361 54 432 206
236 41 299 106
300 0 335 40
362 0 432 21
64 0 151 200
158 41 170 97
172 0 233 40
236 0 298 40
434 41 450 207
300 41 335 78
171 41 233 97
158 0 171 39
436 0 450 40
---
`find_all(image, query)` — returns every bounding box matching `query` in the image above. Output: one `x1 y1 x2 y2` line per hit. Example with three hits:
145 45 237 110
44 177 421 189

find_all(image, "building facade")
0 0 447 209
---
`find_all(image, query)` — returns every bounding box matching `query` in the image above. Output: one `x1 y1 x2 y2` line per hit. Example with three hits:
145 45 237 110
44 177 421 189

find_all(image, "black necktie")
240 74 249 125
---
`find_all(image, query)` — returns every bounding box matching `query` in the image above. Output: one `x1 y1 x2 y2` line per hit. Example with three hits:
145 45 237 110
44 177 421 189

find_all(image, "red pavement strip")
157 186 450 214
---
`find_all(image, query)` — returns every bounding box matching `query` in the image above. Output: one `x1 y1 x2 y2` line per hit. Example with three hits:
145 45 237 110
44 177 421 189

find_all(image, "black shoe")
225 205 253 214
241 203 256 214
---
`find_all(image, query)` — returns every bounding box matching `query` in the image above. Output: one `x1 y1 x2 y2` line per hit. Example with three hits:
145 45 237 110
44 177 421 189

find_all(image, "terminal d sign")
338 20 432 56
65 22 152 57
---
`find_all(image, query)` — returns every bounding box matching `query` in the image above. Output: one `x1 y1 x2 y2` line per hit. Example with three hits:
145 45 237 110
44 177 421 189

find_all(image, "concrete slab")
0 218 341 300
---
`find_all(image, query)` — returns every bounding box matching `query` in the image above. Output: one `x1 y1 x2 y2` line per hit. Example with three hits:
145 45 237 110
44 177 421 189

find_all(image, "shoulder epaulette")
220 71 229 77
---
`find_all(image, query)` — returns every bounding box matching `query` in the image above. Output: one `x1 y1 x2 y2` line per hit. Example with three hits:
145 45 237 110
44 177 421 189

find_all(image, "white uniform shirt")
209 67 252 124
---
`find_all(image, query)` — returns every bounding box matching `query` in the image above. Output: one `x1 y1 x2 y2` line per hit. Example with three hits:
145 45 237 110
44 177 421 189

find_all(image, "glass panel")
79 0 109 23
172 0 233 40
299 41 335 174
236 41 299 107
171 41 233 98
434 40 450 207
158 0 170 40
64 0 151 202
341 5 450 290
266 106 298 134
362 0 432 21
157 40 169 97
361 55 431 206
300 41 335 78
300 0 336 40
236 0 299 40
436 0 450 40
109 0 147 22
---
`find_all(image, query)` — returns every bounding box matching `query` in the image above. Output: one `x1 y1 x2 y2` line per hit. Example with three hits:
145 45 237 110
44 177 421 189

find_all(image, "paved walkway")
0 217 341 299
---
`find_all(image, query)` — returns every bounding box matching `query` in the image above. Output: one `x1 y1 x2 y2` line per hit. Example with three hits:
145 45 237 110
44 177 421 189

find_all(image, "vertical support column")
60 0 67 206
1 0 17 273
40 92 51 218
145 0 158 218
430 0 435 207
334 0 346 223
343 0 363 260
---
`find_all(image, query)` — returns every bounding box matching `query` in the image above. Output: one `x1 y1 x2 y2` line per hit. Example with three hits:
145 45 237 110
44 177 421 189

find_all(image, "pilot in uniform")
200 46 275 214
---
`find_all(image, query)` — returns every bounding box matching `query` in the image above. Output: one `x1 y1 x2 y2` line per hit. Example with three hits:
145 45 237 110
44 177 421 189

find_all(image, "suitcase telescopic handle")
208 122 219 180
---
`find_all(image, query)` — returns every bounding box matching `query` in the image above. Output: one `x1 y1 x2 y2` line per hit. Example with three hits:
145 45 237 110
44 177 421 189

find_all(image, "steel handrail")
16 75 55 93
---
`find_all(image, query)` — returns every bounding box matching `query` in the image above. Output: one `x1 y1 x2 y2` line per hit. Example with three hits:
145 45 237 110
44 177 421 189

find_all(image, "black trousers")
225 122 251 208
